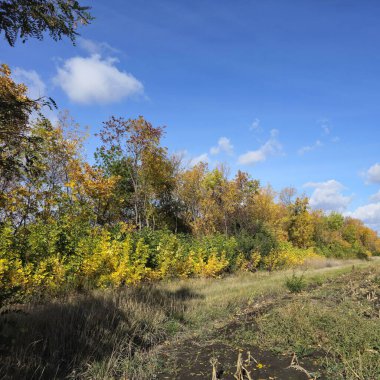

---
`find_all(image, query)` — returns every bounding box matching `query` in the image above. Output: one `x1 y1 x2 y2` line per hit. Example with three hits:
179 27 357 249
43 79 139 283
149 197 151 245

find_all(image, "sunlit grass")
1 258 379 379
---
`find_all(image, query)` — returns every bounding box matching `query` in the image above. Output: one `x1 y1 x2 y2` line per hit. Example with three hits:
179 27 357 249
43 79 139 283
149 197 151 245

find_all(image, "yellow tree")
67 161 119 225
248 186 286 237
229 170 260 233
0 64 45 191
198 166 231 234
286 197 314 248
176 162 207 233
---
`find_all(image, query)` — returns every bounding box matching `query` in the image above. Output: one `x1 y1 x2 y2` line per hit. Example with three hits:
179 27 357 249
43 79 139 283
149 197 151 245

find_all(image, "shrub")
80 232 151 288
236 226 279 258
285 273 306 293
263 242 321 270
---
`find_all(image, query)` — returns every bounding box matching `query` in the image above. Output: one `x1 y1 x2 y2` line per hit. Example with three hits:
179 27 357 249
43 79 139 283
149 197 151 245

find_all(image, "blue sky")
1 0 380 230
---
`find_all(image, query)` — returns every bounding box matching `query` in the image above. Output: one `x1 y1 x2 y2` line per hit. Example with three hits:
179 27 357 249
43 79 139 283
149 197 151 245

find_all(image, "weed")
285 272 306 293
252 266 380 379
233 351 253 380
210 357 219 380
288 353 317 379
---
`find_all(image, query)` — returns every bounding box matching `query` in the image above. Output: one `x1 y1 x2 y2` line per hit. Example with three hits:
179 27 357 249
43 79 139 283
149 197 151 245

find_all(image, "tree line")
1 1 379 303
1 65 379 303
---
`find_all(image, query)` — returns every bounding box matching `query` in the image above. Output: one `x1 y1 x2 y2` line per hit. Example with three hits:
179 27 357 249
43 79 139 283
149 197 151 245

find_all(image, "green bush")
285 272 306 293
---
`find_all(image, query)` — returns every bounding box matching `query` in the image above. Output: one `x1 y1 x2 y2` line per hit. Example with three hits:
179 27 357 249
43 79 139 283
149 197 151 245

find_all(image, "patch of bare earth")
157 295 321 379
157 265 380 380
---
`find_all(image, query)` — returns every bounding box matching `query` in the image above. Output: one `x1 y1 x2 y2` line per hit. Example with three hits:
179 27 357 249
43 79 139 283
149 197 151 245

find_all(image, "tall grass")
0 286 201 379
1 259 378 379
233 262 380 380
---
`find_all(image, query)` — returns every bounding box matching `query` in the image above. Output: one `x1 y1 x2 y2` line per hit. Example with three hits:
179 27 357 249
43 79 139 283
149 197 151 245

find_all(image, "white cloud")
238 129 281 165
370 190 380 202
304 179 352 213
78 38 121 55
186 136 232 169
298 140 323 155
54 54 143 104
13 68 46 99
250 118 260 130
366 163 380 184
297 118 339 155
346 202 380 232
173 149 188 158
210 137 234 155
190 153 209 166
12 67 59 124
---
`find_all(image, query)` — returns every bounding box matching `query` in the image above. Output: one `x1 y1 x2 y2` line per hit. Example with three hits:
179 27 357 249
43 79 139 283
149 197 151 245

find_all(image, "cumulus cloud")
304 179 352 213
298 140 323 155
346 202 380 232
238 129 282 165
54 54 143 104
13 68 46 99
366 163 380 184
210 137 234 155
189 153 209 166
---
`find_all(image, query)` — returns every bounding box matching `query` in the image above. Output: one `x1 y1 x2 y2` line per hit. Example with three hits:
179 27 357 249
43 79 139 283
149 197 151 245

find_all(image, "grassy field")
1 258 379 379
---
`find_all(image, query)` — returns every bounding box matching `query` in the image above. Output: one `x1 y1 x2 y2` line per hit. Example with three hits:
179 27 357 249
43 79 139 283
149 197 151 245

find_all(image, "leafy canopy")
0 0 93 46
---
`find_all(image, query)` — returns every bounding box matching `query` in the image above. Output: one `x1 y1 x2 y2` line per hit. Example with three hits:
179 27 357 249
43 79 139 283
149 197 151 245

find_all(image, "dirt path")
156 262 380 379
157 295 321 379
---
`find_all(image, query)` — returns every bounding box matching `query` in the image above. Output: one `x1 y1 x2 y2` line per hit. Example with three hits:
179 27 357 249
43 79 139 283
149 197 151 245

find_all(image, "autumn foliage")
1 65 380 304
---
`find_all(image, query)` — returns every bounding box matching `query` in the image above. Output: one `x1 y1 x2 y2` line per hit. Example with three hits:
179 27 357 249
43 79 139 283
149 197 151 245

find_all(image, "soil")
157 295 322 380
156 266 380 379
157 340 320 379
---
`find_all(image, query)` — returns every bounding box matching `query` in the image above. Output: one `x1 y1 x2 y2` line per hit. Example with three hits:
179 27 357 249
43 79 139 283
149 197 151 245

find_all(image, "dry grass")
300 257 361 270
233 351 253 380
0 286 199 379
233 263 380 379
160 258 379 330
1 258 379 379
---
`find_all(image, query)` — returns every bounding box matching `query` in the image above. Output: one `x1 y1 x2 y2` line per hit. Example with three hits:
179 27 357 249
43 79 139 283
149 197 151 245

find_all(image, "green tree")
96 116 175 230
0 0 93 46
326 212 344 231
